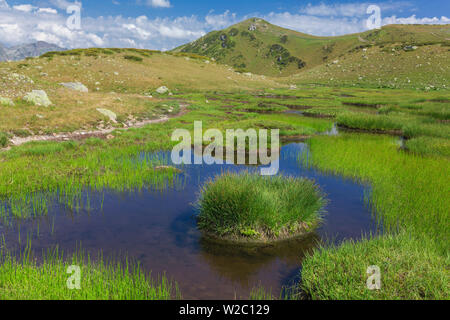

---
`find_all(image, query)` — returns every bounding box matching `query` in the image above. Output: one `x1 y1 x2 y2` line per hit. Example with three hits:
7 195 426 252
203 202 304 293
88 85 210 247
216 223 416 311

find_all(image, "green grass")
0 132 10 148
300 133 449 299
124 55 144 62
0 246 178 300
301 233 449 300
337 112 450 140
0 137 179 219
405 136 450 158
196 172 326 242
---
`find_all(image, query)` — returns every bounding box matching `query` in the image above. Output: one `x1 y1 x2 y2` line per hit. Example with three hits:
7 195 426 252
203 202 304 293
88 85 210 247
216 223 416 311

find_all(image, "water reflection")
1 143 378 299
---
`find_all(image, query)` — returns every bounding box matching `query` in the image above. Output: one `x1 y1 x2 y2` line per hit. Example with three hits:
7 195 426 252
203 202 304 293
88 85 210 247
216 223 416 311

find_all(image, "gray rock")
96 108 117 123
156 86 169 94
60 82 89 92
24 90 52 107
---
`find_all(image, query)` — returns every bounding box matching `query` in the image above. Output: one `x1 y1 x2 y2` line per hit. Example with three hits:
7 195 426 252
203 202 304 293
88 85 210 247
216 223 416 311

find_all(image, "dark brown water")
0 143 379 299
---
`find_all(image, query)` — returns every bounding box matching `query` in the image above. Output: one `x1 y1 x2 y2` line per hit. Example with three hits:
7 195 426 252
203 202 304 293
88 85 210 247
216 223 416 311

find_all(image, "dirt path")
6 102 189 148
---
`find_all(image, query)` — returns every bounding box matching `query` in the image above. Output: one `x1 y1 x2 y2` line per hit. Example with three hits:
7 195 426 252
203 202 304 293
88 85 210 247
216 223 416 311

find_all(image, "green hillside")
173 18 450 77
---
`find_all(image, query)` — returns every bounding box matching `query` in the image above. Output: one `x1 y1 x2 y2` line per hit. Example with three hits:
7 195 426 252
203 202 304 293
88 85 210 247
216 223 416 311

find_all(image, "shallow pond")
1 143 379 299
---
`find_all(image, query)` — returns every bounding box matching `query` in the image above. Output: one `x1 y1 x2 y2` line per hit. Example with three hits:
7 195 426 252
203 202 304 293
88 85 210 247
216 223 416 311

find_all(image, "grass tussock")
406 136 450 158
196 172 326 242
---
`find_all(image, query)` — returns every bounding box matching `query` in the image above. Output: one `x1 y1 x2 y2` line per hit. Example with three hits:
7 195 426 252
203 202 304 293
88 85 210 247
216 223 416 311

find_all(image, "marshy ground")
0 47 448 300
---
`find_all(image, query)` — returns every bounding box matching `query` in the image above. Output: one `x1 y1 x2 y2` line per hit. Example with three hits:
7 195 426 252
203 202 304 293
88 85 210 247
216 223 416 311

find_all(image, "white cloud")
0 3 448 51
300 2 415 17
0 0 9 9
383 14 450 25
49 0 81 10
261 11 450 36
205 10 239 28
13 4 36 12
38 8 58 14
147 0 171 8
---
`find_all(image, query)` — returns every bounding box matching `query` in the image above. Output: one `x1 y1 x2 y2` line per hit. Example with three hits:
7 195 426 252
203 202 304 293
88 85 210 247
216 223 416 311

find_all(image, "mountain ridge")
173 18 450 77
0 41 65 62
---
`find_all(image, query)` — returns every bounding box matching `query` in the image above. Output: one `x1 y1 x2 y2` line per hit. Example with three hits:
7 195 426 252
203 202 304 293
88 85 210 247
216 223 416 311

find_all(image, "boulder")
60 82 89 92
24 90 52 107
96 108 117 123
0 97 14 106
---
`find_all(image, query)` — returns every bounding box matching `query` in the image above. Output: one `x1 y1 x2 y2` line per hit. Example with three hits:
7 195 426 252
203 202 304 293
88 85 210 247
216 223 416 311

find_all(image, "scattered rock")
96 108 117 123
404 45 418 52
156 86 169 94
24 90 52 107
0 97 14 106
106 134 115 140
60 82 89 92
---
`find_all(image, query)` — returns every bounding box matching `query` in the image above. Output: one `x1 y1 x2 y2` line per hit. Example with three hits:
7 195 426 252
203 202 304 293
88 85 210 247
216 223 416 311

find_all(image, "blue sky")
0 0 448 49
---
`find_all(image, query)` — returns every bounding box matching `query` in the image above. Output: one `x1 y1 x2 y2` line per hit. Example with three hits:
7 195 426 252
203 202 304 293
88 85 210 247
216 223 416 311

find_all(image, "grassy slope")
292 42 449 89
174 19 450 79
0 48 281 133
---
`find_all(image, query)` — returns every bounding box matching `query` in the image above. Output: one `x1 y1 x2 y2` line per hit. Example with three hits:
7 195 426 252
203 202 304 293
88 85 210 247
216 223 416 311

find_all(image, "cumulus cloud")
38 8 58 14
13 4 36 12
0 0 448 51
49 0 81 10
262 2 449 36
299 2 414 17
147 0 171 8
205 10 239 28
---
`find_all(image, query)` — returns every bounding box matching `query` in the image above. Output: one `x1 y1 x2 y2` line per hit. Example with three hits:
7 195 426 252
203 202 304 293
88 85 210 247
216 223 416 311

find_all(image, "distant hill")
173 18 450 77
0 41 65 61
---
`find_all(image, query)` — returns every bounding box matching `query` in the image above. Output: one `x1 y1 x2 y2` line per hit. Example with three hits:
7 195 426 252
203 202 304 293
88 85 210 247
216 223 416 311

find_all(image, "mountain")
173 18 450 77
0 41 65 61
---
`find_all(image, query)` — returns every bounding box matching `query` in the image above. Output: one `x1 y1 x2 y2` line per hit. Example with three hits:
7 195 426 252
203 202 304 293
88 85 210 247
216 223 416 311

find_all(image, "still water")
1 143 378 299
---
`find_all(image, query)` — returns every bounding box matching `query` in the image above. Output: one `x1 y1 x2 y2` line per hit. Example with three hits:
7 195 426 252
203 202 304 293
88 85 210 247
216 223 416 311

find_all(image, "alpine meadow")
0 0 448 304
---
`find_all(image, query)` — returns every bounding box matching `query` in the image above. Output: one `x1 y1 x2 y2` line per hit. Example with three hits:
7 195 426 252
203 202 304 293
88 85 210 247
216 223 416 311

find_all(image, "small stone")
60 82 89 92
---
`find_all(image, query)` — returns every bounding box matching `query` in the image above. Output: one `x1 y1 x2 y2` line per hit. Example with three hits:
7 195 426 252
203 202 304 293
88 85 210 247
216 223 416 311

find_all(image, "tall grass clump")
337 113 403 133
0 246 179 300
405 136 450 158
196 172 326 243
0 132 10 148
301 233 449 300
